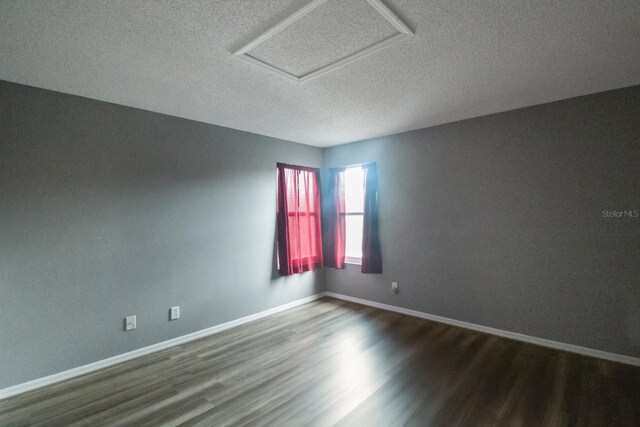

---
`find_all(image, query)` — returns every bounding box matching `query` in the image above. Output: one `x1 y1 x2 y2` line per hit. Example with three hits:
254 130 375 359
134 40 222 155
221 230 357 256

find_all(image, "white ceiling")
247 0 399 77
1 0 639 147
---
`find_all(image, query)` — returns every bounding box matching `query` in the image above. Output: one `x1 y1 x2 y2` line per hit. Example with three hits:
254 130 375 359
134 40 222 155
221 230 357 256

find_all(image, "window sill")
344 256 362 265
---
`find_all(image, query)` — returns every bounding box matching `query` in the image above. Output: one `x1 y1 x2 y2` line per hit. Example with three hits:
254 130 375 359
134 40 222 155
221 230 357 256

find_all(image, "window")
285 170 320 262
343 166 365 264
276 163 323 276
325 162 382 273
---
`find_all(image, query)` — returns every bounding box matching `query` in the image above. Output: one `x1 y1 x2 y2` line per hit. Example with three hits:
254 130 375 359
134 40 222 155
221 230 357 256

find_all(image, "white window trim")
344 256 362 265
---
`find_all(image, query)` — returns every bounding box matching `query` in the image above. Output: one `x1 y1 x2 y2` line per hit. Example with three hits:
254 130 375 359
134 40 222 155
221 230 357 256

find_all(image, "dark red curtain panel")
323 168 346 269
276 163 323 276
362 163 382 273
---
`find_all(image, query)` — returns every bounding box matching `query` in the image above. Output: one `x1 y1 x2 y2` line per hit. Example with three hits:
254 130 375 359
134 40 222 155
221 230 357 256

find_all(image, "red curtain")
276 163 323 276
323 168 345 269
362 163 382 273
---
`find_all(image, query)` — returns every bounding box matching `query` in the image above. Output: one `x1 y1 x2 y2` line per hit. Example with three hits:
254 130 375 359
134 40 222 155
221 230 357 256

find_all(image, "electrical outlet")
170 306 180 321
392 282 399 294
125 315 136 331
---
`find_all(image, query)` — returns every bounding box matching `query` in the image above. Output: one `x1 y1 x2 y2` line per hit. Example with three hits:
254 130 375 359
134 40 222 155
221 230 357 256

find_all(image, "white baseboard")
0 293 325 401
325 292 640 367
4 291 637 401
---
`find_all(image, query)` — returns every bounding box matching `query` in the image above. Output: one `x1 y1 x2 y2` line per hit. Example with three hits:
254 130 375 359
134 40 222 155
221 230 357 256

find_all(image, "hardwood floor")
1 297 639 426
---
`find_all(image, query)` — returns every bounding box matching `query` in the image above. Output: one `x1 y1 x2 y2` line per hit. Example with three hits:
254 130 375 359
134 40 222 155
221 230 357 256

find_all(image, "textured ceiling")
247 0 398 76
1 0 639 147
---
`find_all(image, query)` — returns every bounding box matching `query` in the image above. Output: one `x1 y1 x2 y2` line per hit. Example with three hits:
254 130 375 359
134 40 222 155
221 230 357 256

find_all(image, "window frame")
342 167 365 265
277 164 323 271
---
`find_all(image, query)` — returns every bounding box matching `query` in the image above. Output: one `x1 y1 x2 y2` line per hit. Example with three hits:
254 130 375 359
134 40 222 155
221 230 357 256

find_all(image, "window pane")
345 214 363 259
294 170 315 212
281 166 321 263
287 216 299 260
344 167 364 213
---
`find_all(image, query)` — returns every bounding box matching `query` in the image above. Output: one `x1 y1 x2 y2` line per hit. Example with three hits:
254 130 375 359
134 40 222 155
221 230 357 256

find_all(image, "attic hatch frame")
232 0 413 83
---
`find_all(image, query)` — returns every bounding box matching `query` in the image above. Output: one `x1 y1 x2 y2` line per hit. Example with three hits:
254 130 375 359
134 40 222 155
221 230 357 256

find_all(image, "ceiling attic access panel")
233 0 413 83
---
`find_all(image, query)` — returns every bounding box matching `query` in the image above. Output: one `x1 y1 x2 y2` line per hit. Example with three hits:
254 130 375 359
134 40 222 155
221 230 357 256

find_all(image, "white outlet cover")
170 306 180 320
125 315 136 331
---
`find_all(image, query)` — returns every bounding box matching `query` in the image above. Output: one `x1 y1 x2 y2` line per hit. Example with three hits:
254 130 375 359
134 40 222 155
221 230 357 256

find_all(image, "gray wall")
1 80 638 390
0 81 324 389
324 85 640 358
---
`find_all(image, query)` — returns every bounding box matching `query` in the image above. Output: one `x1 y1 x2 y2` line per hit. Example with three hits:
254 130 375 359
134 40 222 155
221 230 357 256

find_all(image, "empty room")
1 0 639 425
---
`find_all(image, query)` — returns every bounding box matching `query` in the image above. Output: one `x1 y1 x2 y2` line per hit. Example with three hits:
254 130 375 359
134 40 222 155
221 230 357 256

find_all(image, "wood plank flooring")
1 297 639 426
